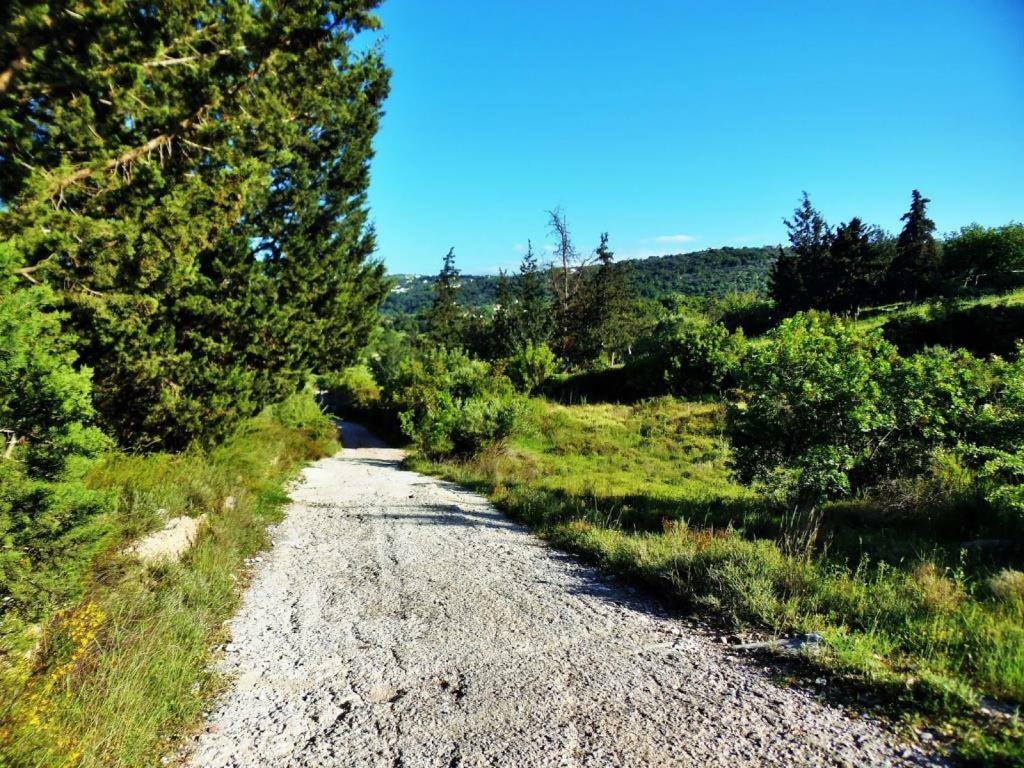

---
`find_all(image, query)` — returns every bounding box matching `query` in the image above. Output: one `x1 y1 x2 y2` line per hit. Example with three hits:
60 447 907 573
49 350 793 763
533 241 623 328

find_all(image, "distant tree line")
380 245 777 317
423 210 645 370
771 191 1024 314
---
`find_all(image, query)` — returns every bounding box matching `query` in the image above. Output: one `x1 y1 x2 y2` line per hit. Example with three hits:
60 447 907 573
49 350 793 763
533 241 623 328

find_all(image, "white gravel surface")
185 423 941 767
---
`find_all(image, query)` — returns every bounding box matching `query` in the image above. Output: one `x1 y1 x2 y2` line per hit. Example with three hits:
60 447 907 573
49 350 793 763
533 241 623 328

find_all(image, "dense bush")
634 311 746 398
317 366 382 415
378 347 525 458
942 223 1024 292
709 292 777 337
508 343 557 393
729 313 899 508
728 313 1000 514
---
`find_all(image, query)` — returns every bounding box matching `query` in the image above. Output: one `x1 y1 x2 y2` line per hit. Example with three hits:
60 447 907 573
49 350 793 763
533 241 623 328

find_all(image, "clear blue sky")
365 0 1024 276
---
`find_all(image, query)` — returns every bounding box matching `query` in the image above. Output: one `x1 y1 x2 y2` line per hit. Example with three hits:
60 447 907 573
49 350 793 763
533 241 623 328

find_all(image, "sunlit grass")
0 394 338 768
412 395 1024 764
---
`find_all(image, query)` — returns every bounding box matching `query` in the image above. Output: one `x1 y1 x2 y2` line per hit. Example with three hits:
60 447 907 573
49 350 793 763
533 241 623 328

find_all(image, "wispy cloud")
649 234 698 244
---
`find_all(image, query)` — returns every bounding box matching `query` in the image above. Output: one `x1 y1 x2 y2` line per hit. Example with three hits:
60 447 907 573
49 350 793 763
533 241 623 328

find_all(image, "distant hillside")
382 245 778 315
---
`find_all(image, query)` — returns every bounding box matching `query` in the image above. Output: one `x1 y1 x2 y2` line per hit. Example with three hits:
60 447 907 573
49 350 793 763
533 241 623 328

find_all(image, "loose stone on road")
186 423 938 767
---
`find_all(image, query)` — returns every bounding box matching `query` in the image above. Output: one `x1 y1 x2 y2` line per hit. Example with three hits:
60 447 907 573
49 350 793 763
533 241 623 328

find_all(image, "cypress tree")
890 190 939 299
0 1 391 449
426 248 462 347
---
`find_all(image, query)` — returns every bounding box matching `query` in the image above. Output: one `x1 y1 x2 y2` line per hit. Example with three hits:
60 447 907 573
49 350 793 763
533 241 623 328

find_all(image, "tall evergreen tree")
827 217 888 312
582 233 634 364
0 1 390 448
515 241 552 347
769 246 803 315
490 269 518 358
426 248 462 347
773 193 833 313
547 209 593 364
890 190 939 299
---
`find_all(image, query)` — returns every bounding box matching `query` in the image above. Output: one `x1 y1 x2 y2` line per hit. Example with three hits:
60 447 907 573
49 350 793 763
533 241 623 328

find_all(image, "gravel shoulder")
185 423 940 767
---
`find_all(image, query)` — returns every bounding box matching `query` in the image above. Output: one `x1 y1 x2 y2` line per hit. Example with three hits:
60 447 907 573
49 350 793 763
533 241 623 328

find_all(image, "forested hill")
382 245 778 315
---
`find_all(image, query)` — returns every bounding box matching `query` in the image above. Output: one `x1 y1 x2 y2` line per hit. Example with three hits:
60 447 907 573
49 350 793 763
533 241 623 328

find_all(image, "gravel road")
185 423 938 767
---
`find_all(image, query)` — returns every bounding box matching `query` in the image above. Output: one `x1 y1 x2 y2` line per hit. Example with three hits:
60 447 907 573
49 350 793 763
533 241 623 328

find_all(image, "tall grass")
0 393 337 767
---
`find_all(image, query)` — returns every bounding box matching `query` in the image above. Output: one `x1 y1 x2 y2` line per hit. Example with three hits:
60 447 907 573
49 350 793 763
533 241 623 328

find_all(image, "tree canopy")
0 0 390 448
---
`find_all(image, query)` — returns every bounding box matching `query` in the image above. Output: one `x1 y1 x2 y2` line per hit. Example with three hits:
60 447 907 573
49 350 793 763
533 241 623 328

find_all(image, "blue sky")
365 0 1024 275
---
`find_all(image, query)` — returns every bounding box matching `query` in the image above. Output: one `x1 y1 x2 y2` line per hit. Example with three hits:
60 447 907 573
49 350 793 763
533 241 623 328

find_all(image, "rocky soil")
184 423 941 767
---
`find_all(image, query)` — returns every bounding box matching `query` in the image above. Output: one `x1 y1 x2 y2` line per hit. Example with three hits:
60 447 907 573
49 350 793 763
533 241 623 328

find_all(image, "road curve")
185 423 936 767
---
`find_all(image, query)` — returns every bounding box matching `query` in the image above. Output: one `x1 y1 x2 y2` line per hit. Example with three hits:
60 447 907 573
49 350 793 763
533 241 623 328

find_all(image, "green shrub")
883 300 1024 359
942 222 1024 293
382 347 526 459
317 365 382 415
710 291 777 337
508 342 557 393
729 312 1003 516
728 312 902 507
272 391 337 443
634 311 746 397
0 244 110 478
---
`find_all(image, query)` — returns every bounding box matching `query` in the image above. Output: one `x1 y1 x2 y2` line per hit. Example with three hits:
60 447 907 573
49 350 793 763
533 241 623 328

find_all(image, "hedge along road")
185 423 940 768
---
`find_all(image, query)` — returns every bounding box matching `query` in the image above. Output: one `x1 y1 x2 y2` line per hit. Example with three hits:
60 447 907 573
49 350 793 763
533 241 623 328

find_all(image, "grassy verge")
408 396 1024 765
0 393 337 767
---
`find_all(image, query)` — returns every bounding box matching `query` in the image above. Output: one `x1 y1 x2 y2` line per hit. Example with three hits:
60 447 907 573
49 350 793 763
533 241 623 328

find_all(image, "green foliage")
380 347 525 458
0 393 337 767
882 299 1024 359
0 1 390 449
579 233 636 363
381 246 777 317
770 193 832 314
635 311 746 397
709 291 777 336
729 312 1011 519
0 243 110 478
425 248 464 348
318 365 382 415
729 313 902 506
508 342 557 393
943 223 1024 293
890 189 940 299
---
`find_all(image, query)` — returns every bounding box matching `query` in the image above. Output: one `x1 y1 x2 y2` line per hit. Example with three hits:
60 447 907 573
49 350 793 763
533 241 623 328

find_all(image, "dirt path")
185 423 937 767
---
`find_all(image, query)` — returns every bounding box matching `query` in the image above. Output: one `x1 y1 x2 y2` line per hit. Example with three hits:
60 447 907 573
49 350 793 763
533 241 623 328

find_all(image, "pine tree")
827 217 881 312
769 246 803 314
774 193 833 313
426 248 462 347
490 269 518 358
0 1 391 448
890 190 939 299
515 241 551 347
547 209 593 364
583 233 634 364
